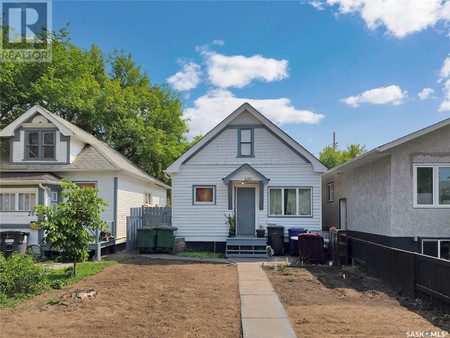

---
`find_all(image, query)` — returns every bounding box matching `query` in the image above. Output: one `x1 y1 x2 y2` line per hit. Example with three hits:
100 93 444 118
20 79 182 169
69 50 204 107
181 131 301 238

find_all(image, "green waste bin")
137 226 157 253
156 226 178 253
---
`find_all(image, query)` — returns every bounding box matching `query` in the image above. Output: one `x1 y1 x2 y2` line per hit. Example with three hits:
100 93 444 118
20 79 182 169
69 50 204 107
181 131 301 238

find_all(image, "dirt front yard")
1 257 241 338
265 264 449 337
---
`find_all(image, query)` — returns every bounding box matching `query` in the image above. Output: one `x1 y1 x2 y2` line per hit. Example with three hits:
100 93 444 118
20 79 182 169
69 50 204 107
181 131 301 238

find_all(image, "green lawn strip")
175 251 225 259
0 261 116 309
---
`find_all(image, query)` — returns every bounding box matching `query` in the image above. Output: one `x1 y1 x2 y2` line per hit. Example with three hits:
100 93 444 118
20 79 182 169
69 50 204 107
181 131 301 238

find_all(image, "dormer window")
26 130 55 160
238 128 254 157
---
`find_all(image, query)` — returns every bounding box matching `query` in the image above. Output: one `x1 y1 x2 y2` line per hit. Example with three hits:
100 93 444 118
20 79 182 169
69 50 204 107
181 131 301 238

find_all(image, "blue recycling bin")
288 228 308 255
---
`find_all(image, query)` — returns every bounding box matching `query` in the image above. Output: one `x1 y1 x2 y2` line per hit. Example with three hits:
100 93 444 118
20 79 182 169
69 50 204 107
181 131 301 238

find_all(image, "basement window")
422 239 450 261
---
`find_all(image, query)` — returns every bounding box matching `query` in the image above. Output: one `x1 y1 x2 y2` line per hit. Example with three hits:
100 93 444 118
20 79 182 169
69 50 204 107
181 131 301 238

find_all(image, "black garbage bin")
0 231 29 258
267 225 284 255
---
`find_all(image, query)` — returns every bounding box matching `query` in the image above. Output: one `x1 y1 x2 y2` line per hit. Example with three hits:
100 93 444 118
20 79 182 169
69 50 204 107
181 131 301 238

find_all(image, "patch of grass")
175 252 225 259
288 275 296 282
341 265 359 273
47 298 60 305
0 258 116 309
47 261 116 287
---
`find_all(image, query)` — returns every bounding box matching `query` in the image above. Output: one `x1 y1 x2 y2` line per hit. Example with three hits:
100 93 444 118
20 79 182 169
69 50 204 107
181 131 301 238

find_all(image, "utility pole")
333 132 338 151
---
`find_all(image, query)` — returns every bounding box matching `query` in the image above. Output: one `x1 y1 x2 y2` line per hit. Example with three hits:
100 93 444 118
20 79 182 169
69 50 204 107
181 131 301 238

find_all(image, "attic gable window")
26 130 55 160
238 128 254 157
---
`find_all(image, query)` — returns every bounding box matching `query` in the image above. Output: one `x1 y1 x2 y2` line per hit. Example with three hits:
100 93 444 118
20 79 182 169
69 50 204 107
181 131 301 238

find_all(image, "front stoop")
226 237 268 258
237 263 297 338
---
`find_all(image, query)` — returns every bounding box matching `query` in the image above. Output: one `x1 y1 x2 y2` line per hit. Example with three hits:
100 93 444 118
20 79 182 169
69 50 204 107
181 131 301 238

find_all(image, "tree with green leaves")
35 180 108 275
0 26 191 182
319 144 367 169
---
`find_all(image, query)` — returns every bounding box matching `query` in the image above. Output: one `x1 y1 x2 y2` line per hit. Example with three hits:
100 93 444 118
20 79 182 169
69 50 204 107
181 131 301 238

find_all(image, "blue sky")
53 1 450 156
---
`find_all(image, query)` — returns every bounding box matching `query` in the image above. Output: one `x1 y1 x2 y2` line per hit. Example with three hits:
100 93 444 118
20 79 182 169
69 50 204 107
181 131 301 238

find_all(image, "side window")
414 165 450 207
144 192 152 206
238 128 253 157
327 182 334 202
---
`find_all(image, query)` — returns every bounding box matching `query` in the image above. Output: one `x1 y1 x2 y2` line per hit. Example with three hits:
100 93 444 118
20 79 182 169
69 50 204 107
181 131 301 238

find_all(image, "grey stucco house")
322 118 450 260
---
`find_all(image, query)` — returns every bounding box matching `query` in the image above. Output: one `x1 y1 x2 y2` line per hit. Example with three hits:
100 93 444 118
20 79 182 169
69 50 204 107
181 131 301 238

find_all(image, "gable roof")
165 102 327 173
0 105 170 189
323 117 450 177
222 163 270 184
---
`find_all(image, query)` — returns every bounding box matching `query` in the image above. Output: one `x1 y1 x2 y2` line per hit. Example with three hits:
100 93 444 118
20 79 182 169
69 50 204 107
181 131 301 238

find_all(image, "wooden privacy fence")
348 237 450 309
126 206 172 252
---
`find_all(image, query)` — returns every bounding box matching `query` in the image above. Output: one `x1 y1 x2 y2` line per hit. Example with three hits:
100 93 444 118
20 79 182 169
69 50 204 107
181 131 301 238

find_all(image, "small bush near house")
0 253 48 307
0 253 116 308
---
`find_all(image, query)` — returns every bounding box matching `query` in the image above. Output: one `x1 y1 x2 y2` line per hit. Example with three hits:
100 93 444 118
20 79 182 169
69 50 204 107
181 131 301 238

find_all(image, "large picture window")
414 164 450 207
26 130 55 160
193 186 215 205
269 187 312 216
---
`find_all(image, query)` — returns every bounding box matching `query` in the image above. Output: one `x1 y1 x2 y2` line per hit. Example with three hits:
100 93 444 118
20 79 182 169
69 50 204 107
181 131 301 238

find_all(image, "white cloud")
167 61 202 91
341 85 407 107
212 40 224 46
439 54 450 81
309 1 325 11
439 79 450 112
199 48 289 88
324 0 450 38
417 88 435 100
184 89 325 137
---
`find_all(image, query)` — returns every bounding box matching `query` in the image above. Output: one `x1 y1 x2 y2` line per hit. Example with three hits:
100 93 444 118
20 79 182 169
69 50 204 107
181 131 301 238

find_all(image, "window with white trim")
0 192 36 211
193 186 215 205
422 239 450 261
327 182 334 202
144 192 152 205
414 164 450 207
269 187 312 216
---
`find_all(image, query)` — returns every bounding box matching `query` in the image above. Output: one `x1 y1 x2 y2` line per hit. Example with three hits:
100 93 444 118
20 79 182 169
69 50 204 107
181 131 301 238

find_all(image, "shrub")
0 253 48 298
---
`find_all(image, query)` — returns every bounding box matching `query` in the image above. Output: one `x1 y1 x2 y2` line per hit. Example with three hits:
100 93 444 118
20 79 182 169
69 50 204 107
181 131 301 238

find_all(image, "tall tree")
0 26 191 181
319 144 367 169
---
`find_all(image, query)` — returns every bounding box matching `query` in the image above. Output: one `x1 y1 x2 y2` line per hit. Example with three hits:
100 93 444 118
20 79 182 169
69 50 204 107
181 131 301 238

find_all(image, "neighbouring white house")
322 118 450 260
0 105 169 254
165 103 327 256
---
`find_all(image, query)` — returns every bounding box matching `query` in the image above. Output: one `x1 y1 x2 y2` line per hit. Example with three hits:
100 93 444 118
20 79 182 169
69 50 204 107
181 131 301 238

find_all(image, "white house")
0 105 169 254
322 118 450 260
165 103 326 256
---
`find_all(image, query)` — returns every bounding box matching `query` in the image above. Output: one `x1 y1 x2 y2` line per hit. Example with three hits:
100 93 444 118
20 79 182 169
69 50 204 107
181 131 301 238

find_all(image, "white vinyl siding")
172 163 321 242
117 174 167 242
188 128 308 166
12 129 67 163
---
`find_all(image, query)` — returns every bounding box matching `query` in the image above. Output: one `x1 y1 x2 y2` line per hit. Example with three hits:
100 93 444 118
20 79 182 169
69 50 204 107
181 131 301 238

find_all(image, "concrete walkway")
238 262 297 338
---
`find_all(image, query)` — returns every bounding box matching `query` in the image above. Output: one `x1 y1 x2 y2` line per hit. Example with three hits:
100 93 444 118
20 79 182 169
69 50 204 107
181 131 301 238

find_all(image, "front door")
339 198 347 230
236 187 255 235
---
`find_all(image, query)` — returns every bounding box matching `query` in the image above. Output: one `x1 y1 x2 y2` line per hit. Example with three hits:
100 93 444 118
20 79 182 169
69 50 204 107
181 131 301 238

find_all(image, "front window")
269 187 312 216
422 239 450 261
0 192 36 211
26 130 55 160
327 182 334 202
238 128 253 157
414 165 450 207
193 186 215 205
